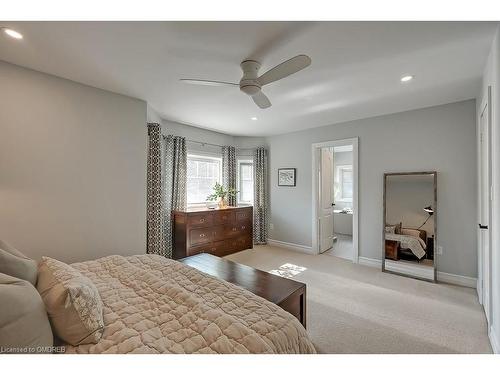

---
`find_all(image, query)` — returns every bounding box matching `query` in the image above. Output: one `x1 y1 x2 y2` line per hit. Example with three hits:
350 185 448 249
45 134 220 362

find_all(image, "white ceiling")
0 21 497 136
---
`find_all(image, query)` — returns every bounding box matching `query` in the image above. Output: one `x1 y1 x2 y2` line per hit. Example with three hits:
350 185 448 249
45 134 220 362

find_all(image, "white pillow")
385 225 396 234
0 273 53 353
37 257 104 346
0 239 38 285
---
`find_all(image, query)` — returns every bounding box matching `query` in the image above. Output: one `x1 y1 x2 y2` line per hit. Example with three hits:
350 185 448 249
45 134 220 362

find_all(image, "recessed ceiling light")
401 75 414 82
251 117 258 121
2 28 23 40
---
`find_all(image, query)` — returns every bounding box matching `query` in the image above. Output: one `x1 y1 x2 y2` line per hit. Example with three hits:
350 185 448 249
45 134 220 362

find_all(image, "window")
336 165 353 202
237 160 254 205
187 154 222 205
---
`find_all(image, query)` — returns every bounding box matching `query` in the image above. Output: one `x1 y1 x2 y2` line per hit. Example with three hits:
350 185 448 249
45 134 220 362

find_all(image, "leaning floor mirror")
383 171 437 282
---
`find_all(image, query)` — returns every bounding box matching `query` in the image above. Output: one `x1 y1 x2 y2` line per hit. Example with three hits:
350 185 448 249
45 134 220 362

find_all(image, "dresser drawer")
238 222 251 233
212 225 225 241
190 240 227 256
214 211 235 225
236 236 253 250
225 225 241 238
236 209 252 223
190 227 212 246
188 213 213 227
218 239 240 257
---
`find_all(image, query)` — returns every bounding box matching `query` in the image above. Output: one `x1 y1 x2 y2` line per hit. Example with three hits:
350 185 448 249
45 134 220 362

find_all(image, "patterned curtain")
164 135 187 258
253 147 268 244
146 123 166 256
222 146 237 206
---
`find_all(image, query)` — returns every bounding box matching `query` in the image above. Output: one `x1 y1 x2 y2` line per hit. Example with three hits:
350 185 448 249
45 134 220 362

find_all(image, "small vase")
218 197 228 209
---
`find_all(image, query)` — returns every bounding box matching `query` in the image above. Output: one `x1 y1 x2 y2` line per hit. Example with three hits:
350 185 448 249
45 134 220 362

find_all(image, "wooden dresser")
172 206 253 259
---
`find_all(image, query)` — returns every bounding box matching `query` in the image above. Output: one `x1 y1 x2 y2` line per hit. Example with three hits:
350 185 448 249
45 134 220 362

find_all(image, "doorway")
478 87 492 325
312 138 359 262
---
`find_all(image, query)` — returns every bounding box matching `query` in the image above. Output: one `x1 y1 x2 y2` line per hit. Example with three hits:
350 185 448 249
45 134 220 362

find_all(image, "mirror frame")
382 171 437 282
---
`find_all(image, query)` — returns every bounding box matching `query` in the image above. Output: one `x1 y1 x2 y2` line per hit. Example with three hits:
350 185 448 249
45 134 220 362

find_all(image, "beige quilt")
65 254 316 354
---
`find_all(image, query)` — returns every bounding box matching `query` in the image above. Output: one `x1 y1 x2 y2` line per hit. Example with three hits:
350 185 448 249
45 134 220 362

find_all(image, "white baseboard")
489 326 499 354
358 256 477 288
477 278 483 304
358 257 382 268
437 271 477 288
267 239 314 254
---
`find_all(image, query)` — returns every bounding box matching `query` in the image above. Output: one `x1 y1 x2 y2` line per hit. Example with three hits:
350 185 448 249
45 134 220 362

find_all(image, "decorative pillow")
0 273 53 353
385 225 396 234
401 228 420 238
0 239 38 285
36 257 104 346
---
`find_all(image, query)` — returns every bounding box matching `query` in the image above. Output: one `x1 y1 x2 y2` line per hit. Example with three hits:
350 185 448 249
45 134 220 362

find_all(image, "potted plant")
207 182 238 209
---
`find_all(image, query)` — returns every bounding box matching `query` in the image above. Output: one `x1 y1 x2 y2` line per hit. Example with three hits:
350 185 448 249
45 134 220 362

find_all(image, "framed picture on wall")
278 168 296 186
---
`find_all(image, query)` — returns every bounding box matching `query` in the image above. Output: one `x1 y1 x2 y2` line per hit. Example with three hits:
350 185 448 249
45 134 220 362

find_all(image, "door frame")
477 85 492 325
311 137 359 262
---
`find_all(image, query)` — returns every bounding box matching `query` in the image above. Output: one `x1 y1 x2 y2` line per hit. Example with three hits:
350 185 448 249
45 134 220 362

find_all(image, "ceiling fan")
180 54 311 109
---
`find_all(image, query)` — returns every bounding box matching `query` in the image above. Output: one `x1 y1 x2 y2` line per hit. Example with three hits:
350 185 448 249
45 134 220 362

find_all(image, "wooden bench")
179 253 307 328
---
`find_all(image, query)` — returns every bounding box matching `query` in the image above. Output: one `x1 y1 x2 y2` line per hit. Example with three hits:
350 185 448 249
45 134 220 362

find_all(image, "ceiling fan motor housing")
239 60 261 96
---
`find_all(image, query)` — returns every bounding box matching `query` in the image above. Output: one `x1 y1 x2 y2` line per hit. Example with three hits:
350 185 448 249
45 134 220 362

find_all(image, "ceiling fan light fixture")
400 75 414 82
180 54 311 110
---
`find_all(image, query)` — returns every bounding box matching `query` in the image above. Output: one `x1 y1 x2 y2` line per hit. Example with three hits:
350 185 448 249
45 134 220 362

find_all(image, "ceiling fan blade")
252 91 272 109
257 55 311 86
180 79 238 87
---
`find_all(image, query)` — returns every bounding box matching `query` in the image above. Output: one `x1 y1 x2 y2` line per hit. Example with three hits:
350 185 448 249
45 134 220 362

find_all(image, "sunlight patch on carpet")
269 263 307 278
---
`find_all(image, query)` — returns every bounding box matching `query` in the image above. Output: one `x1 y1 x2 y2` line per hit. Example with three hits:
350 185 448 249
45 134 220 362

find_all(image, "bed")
63 254 316 354
385 228 427 260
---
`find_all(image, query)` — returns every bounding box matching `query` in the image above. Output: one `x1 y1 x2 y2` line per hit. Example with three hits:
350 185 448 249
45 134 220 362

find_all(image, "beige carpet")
225 245 492 354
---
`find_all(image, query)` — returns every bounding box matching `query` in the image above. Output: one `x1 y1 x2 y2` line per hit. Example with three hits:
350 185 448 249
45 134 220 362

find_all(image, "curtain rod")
186 139 256 151
186 139 223 148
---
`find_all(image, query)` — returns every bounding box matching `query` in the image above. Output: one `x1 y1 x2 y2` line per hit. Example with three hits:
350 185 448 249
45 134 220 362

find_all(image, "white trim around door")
311 137 359 262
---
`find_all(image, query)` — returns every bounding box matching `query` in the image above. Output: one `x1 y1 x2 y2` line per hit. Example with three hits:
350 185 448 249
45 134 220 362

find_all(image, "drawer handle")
241 226 246 230
232 227 237 231
199 218 205 223
199 233 206 238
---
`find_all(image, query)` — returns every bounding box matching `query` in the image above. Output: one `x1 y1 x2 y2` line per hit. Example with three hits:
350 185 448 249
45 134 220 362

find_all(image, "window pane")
342 182 353 199
342 169 353 183
241 164 252 180
238 162 254 204
187 155 221 204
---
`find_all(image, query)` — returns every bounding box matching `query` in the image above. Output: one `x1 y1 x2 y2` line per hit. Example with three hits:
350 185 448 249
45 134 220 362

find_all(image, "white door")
319 148 334 252
479 101 491 323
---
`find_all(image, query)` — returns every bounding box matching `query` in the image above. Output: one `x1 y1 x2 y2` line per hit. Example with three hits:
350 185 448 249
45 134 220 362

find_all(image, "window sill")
187 203 211 209
336 199 353 203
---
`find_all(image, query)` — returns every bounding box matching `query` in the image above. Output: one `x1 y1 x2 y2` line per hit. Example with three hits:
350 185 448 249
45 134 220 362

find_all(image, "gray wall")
147 104 163 124
0 61 147 263
385 176 435 236
267 100 477 277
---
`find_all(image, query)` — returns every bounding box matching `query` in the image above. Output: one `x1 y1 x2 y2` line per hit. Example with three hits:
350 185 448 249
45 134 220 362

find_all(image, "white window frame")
336 164 353 203
186 153 223 207
237 159 254 206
